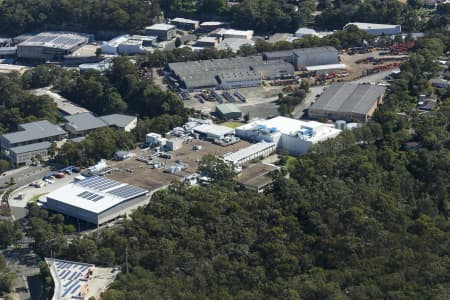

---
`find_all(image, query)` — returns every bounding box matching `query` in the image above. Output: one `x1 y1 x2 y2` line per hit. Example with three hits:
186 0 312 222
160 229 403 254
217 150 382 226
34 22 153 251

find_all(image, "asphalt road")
0 166 51 192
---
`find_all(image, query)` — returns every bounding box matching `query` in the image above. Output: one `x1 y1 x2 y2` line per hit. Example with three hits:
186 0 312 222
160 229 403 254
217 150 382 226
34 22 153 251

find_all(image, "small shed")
216 103 242 120
166 138 184 151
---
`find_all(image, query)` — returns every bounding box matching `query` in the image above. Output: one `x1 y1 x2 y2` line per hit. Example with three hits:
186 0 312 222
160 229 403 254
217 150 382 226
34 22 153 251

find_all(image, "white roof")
347 22 400 29
223 142 276 163
193 124 234 137
197 36 218 43
305 63 347 71
171 18 199 24
46 176 148 214
237 116 341 143
200 21 224 26
146 24 176 31
103 35 130 47
218 29 254 37
295 27 317 35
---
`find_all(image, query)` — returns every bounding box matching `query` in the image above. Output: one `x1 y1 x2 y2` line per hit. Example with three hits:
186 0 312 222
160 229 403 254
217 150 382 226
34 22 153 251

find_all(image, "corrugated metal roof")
64 112 107 132
311 83 386 115
10 141 51 154
100 114 136 128
216 103 241 114
2 120 66 144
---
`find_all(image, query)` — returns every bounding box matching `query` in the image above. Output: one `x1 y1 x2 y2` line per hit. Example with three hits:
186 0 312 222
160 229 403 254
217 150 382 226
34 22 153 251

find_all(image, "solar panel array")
76 191 104 202
78 176 121 191
107 185 148 199
75 176 148 201
53 260 93 299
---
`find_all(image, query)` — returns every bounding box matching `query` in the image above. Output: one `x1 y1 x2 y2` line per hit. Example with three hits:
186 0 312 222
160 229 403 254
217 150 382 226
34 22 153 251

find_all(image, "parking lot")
106 139 251 190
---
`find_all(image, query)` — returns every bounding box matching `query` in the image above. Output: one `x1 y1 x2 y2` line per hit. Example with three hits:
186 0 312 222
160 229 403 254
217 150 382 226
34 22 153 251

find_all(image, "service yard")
105 139 251 190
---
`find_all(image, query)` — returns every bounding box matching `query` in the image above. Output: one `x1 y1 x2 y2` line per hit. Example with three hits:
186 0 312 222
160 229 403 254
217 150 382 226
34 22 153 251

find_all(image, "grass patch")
222 121 243 129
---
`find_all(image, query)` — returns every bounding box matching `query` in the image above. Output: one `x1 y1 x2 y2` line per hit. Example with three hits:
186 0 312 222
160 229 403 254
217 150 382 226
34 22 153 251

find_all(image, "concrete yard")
106 139 251 190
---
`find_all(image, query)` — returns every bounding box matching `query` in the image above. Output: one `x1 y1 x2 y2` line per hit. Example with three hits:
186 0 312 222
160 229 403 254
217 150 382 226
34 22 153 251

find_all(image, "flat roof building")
216 103 242 120
223 142 276 166
217 38 254 52
215 29 254 40
17 32 90 60
102 35 157 55
195 36 219 48
193 123 235 140
46 176 149 226
235 116 341 155
199 21 226 32
170 18 200 31
295 27 318 38
237 163 279 193
344 22 401 35
145 24 177 41
309 83 386 121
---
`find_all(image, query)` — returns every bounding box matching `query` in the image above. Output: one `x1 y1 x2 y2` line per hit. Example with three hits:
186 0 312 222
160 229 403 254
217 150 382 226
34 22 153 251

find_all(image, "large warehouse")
17 32 90 60
168 56 295 91
235 116 341 155
46 176 149 226
308 83 387 121
344 22 401 35
261 47 340 70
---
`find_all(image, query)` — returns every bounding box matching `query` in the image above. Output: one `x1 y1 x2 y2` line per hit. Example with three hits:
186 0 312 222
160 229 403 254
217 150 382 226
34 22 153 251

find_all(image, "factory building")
223 142 276 165
193 124 235 140
168 56 294 91
235 116 341 156
308 83 386 122
17 32 90 60
292 46 339 70
217 38 255 53
261 46 339 70
344 22 401 35
216 103 242 120
46 176 149 226
102 35 157 55
213 29 254 40
145 24 177 41
194 36 219 48
99 114 137 132
170 18 200 31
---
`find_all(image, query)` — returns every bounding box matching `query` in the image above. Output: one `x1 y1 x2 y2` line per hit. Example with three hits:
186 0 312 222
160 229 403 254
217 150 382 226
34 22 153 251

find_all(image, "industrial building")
46 176 149 226
0 120 66 166
0 120 66 150
193 123 235 140
199 21 226 32
235 116 341 156
170 18 200 31
102 35 157 55
8 142 51 167
145 24 177 41
168 56 295 90
308 83 386 122
261 46 339 70
237 163 279 193
344 22 401 35
292 46 339 70
214 29 254 40
295 27 318 38
99 114 137 132
216 103 242 120
223 142 276 165
217 38 255 53
195 36 219 48
17 32 90 60
64 113 137 136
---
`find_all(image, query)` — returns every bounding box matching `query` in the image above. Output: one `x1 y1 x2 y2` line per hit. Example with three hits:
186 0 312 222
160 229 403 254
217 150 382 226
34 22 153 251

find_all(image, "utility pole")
125 247 129 274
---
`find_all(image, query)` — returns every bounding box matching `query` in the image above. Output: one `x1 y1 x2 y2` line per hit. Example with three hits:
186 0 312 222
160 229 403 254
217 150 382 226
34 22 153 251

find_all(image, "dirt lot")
340 50 407 80
105 139 251 190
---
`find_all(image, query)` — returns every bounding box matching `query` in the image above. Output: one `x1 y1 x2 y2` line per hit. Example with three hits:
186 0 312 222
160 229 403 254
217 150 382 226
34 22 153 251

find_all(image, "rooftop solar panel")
107 185 147 199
